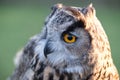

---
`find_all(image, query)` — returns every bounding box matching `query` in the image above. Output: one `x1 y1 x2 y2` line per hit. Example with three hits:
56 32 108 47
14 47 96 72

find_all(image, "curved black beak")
44 42 53 58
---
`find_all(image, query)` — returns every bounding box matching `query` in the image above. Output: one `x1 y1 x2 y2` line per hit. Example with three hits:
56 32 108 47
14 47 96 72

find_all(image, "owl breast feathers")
9 4 119 80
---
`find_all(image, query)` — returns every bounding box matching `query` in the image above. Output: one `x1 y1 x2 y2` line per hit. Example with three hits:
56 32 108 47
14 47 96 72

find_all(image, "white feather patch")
64 66 83 74
34 39 47 61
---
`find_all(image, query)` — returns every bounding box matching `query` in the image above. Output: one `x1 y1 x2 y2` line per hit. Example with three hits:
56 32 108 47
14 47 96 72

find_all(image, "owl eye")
63 33 77 43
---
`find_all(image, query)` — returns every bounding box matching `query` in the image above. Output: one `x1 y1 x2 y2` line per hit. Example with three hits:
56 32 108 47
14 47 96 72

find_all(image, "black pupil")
67 34 73 40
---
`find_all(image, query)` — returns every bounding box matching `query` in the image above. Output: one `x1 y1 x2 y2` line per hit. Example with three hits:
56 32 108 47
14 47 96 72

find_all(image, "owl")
9 4 119 80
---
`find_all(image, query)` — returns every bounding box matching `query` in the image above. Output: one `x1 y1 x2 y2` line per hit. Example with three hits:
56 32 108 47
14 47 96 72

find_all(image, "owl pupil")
67 35 73 40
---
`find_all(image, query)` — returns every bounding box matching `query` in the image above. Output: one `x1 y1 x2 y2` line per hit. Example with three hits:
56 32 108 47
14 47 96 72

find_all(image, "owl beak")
44 42 53 58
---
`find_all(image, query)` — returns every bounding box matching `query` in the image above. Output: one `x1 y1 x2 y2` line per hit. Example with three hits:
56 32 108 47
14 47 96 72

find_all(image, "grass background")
0 1 120 80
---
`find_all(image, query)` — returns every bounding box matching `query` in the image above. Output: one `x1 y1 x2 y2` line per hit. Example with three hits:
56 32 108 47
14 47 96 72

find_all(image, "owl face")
35 4 92 73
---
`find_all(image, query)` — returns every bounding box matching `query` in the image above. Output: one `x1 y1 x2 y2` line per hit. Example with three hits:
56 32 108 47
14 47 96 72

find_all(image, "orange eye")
63 33 77 43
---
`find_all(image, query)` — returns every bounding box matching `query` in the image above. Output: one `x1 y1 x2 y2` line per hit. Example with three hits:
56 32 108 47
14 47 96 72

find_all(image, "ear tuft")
56 3 63 8
89 3 93 8
51 3 63 10
85 3 96 17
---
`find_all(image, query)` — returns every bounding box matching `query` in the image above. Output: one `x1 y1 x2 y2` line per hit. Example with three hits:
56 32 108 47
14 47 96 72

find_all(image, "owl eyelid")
69 32 79 38
62 31 78 38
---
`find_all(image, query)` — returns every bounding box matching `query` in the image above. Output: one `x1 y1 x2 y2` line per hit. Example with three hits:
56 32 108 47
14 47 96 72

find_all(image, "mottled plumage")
9 4 119 80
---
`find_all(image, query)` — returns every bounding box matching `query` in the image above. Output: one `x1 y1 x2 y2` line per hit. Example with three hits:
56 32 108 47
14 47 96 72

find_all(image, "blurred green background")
0 0 120 80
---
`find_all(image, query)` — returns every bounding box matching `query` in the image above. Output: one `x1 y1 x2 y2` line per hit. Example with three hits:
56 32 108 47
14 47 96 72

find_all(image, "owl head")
34 4 112 75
